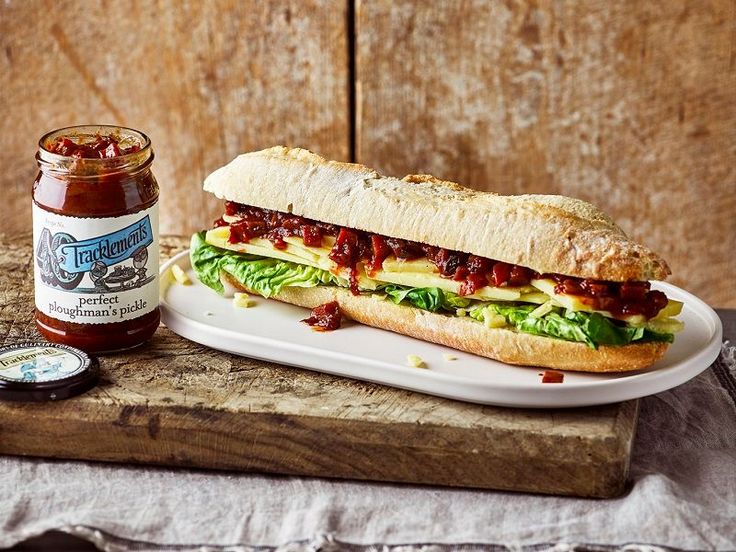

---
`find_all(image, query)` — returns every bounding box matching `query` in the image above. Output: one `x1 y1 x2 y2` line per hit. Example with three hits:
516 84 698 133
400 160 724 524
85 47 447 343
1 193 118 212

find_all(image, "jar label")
32 204 159 325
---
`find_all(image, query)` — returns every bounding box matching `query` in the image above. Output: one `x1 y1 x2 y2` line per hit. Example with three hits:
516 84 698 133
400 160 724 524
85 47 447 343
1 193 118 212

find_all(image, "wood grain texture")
0 0 349 235
0 233 638 498
356 0 736 307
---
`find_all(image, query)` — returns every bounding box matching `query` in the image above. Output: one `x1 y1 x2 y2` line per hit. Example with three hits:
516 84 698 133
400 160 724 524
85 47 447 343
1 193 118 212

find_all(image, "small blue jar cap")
0 342 97 402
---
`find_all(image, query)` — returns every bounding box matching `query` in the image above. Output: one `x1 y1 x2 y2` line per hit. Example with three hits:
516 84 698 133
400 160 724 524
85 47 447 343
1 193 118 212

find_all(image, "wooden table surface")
0 233 650 499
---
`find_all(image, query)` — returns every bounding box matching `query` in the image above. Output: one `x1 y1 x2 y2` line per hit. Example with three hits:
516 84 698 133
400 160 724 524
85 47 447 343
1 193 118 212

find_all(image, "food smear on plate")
301 301 342 331
541 370 564 383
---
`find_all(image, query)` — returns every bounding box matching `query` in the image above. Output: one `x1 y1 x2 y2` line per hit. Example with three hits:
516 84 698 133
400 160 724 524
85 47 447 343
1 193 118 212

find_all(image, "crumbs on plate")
233 292 255 308
170 264 191 285
406 354 426 369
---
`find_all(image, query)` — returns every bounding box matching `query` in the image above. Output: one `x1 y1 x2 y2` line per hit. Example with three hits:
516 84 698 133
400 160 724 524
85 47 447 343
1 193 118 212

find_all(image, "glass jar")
33 125 160 353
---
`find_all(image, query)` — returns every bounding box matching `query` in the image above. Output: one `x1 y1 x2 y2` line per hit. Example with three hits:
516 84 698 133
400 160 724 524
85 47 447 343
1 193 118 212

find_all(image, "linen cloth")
1 344 734 552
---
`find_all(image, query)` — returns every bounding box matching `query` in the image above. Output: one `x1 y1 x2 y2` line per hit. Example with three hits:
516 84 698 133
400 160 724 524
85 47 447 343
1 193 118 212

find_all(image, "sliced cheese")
208 228 679 323
347 265 379 290
531 278 682 326
529 301 555 319
373 270 529 301
209 226 543 301
654 299 683 319
531 278 598 313
209 228 326 264
470 286 528 302
646 317 685 334
282 236 332 259
205 227 376 290
483 313 508 328
207 226 232 241
206 228 325 271
381 258 536 300
382 258 437 274
622 314 647 326
373 270 459 294
518 292 550 305
531 278 635 320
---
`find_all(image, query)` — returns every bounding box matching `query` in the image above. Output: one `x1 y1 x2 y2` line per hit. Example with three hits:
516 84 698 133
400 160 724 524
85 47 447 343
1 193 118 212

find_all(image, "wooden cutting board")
0 234 638 498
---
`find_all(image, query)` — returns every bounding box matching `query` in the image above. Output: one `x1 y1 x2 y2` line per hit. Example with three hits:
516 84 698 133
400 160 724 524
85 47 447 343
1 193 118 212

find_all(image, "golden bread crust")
205 146 670 282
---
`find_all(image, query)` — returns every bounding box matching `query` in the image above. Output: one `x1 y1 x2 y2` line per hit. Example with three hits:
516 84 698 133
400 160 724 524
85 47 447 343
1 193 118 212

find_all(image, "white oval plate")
160 250 722 408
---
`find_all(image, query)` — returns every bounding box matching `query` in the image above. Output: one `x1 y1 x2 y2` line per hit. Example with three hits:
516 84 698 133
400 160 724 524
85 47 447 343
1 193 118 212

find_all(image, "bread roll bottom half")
222 273 668 373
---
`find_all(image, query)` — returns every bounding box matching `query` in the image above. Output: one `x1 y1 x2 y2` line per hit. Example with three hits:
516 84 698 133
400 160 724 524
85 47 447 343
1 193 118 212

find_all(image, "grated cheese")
233 292 254 308
170 264 191 285
406 354 426 369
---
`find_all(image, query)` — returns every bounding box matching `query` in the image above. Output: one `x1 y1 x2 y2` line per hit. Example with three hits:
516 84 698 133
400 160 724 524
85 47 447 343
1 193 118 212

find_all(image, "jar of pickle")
33 125 160 353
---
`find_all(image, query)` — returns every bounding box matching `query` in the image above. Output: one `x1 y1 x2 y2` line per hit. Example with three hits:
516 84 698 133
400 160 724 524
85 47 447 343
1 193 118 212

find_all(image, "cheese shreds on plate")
171 264 191 285
406 354 426 368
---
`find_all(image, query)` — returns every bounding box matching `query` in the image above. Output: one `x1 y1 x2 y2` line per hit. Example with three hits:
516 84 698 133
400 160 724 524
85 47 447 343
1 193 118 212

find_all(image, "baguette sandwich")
190 146 684 372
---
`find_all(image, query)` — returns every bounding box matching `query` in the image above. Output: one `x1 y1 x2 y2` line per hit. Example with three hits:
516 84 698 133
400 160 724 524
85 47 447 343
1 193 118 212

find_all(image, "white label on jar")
32 203 159 325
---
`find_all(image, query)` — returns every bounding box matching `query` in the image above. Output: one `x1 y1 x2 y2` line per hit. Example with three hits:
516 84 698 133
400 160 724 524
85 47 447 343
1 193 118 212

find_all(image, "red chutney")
33 126 159 353
541 370 564 383
221 203 539 296
48 134 141 159
220 202 667 319
550 276 667 319
301 301 343 331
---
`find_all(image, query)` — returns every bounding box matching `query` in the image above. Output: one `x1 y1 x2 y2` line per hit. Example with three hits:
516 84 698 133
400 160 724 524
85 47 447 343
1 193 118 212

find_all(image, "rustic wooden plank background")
0 0 349 234
1 0 734 306
357 0 736 306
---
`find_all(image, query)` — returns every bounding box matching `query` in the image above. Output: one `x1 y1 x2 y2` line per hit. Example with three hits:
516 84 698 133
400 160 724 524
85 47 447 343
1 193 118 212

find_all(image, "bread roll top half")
204 146 670 282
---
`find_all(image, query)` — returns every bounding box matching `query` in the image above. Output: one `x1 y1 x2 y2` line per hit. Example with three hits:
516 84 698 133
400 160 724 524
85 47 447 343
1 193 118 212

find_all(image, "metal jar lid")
0 342 98 402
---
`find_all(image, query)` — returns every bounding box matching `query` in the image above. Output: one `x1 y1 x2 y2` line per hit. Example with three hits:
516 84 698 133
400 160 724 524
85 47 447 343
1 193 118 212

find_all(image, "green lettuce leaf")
190 232 231 293
190 232 339 298
381 285 472 313
518 311 595 348
565 310 643 346
470 303 673 349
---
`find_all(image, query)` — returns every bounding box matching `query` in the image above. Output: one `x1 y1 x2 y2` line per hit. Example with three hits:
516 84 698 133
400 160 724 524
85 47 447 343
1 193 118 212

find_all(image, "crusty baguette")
205 146 670 282
222 274 667 372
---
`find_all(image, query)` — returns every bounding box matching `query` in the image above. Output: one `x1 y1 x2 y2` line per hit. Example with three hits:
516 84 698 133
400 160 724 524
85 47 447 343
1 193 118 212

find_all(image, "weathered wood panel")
0 234 638 498
356 0 736 307
0 0 349 235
